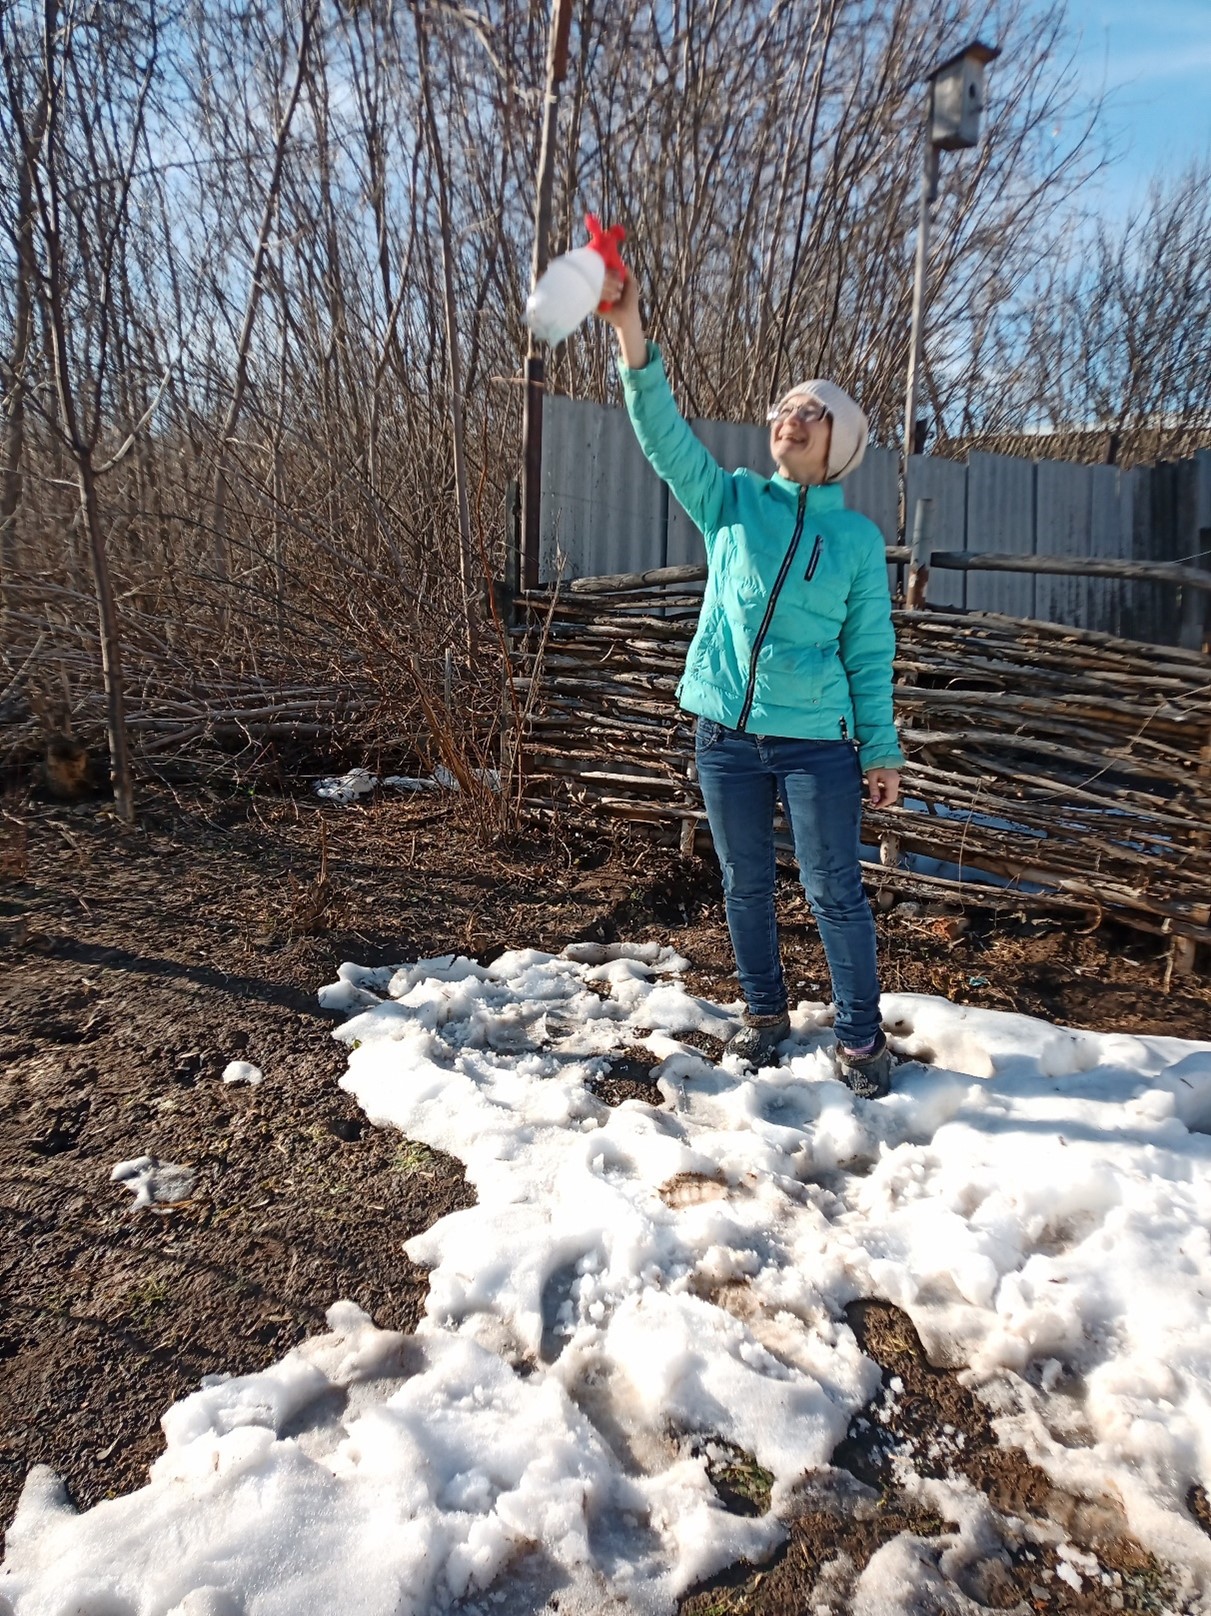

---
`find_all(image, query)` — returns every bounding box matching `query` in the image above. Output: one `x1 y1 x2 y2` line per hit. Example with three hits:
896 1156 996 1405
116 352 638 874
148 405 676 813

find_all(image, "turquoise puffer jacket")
620 344 903 772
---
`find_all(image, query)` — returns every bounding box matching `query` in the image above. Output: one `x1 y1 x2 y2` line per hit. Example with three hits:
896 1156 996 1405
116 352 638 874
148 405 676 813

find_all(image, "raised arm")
597 271 726 537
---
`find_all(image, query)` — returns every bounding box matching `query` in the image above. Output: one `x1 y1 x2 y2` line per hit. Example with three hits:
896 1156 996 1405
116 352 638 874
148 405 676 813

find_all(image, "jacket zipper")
737 485 808 733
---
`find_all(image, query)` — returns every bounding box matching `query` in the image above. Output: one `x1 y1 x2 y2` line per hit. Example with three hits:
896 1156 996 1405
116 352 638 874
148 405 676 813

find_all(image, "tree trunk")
414 3 475 650
77 447 135 822
210 1 315 614
0 50 47 630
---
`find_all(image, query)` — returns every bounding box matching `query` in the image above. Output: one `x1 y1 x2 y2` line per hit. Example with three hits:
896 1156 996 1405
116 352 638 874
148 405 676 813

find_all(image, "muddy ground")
2 780 1210 1612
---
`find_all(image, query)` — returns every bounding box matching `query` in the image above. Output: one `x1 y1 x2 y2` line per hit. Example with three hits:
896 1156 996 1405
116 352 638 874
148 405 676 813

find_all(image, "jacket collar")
768 473 845 510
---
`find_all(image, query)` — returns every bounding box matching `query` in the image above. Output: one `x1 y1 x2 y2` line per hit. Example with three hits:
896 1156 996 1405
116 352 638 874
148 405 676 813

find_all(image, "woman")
597 270 902 1098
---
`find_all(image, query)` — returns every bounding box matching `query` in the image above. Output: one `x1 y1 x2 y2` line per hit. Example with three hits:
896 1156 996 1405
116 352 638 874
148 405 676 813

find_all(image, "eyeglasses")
767 398 830 426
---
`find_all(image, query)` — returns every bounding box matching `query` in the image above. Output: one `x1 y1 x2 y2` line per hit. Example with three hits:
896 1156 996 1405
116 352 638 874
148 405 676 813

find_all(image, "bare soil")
2 780 1209 1611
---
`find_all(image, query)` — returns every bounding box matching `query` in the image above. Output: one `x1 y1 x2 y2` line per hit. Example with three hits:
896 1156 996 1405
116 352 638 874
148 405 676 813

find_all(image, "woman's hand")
597 269 648 369
866 769 900 809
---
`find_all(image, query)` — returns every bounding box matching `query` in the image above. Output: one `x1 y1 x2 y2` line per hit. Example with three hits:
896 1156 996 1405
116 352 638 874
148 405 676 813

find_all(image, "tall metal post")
903 111 940 468
520 0 574 592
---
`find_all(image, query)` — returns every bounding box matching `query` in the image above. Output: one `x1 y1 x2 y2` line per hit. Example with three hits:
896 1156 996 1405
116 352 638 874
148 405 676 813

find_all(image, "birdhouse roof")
930 39 1000 79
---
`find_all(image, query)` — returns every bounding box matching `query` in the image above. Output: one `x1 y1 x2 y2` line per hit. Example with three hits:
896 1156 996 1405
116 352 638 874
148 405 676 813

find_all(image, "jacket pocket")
751 642 837 711
803 533 823 581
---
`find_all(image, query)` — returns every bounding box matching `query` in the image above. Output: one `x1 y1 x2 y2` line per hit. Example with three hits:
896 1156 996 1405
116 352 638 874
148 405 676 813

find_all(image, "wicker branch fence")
507 545 1211 972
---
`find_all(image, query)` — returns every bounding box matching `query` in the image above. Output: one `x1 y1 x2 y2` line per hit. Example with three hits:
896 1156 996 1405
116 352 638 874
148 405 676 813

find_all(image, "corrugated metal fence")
539 397 1211 644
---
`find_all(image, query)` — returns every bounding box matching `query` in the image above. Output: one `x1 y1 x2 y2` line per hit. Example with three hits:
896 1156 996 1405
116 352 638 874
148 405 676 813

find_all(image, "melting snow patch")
9 948 1211 1614
221 1061 262 1086
110 1155 195 1211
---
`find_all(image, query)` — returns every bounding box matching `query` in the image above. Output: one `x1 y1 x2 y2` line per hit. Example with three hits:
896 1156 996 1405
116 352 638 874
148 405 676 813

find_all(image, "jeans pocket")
696 718 726 752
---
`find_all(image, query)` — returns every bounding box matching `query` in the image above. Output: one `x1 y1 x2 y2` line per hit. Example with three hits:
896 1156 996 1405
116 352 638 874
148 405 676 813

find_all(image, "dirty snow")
6 944 1211 1614
109 1155 196 1212
220 1061 262 1086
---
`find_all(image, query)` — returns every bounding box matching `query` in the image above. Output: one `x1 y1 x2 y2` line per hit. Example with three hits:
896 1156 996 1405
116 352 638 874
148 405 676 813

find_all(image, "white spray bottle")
525 213 627 345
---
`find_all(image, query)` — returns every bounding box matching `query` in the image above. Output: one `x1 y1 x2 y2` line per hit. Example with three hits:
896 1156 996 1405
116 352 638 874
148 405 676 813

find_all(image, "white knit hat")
784 379 868 482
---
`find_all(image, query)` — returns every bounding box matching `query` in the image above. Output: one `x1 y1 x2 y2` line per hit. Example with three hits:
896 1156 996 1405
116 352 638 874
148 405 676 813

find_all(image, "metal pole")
521 354 545 592
906 496 933 609
520 0 574 593
903 102 939 468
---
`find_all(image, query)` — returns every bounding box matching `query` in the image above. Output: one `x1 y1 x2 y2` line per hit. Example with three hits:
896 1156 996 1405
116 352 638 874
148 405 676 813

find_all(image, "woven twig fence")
0 659 387 778
509 560 1211 959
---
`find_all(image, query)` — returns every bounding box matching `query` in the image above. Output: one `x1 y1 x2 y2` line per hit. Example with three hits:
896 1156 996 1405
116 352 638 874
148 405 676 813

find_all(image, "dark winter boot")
836 1031 894 1099
724 1010 791 1067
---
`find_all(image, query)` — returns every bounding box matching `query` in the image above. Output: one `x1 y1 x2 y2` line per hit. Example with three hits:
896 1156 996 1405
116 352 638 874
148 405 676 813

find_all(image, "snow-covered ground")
5 944 1211 1615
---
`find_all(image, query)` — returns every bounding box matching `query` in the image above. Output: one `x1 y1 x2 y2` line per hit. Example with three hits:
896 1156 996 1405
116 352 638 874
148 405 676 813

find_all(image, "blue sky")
1062 0 1211 206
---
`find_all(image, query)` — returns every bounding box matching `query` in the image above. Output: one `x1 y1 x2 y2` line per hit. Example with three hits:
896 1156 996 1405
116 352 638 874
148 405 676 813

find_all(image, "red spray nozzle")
585 213 627 310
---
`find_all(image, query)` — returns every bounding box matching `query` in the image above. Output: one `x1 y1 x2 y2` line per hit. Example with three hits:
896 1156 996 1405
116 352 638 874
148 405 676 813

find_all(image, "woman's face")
768 394 832 486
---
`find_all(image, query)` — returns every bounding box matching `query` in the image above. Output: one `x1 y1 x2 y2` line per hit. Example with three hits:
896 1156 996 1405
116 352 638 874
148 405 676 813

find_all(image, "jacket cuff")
618 340 666 392
858 746 904 772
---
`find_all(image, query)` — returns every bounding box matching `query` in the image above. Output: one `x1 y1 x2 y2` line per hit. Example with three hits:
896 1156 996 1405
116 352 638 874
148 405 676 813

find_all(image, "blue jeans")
694 719 881 1049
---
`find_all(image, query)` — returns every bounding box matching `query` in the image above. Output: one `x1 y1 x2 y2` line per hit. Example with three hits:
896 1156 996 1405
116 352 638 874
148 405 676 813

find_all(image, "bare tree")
209 0 315 608
0 21 45 626
5 0 1199 801
1 0 169 820
413 0 475 646
1009 160 1211 465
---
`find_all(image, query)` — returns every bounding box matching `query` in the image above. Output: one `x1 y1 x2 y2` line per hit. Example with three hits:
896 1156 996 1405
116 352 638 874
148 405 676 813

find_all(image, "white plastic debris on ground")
314 766 501 802
313 765 379 801
7 945 1211 1614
